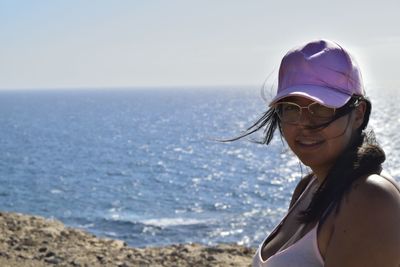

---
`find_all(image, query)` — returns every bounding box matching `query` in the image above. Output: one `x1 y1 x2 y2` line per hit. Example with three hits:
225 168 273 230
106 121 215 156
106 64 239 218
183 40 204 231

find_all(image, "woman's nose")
298 109 314 127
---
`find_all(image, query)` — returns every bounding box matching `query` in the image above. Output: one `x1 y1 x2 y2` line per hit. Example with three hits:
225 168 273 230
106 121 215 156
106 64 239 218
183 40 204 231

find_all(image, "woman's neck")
310 164 332 185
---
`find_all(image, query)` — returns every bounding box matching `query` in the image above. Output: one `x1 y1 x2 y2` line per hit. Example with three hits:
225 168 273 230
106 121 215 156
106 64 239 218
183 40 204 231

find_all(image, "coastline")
0 212 255 266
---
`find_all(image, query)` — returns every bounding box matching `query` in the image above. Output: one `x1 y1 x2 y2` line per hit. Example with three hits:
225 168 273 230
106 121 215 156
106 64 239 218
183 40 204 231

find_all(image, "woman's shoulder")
325 173 400 266
340 173 400 222
350 173 400 204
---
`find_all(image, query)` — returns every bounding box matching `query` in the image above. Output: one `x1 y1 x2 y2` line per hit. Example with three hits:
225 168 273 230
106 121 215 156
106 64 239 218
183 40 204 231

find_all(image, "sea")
0 86 399 248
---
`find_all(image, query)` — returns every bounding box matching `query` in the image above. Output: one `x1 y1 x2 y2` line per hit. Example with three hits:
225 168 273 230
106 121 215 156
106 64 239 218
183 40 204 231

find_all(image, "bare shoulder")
339 173 400 232
324 174 400 267
349 174 400 208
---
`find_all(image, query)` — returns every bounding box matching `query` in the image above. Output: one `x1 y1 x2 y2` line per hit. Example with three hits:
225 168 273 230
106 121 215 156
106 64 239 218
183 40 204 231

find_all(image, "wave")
81 215 214 231
140 217 212 227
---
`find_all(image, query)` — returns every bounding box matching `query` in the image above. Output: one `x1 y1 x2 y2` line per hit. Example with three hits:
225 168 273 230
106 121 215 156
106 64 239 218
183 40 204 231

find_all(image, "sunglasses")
274 97 363 125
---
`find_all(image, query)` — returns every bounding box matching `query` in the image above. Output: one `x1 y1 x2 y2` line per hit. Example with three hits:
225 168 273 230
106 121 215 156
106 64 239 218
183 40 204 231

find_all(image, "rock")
0 251 9 258
0 211 256 267
21 237 36 246
44 251 56 258
38 247 47 253
44 256 63 264
110 239 126 249
207 255 217 261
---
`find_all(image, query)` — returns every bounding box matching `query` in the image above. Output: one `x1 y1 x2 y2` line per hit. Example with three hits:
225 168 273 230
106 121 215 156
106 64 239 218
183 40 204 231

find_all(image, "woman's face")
279 96 366 177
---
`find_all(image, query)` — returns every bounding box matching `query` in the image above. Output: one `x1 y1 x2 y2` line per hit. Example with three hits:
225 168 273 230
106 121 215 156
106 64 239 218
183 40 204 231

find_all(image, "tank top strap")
261 175 318 250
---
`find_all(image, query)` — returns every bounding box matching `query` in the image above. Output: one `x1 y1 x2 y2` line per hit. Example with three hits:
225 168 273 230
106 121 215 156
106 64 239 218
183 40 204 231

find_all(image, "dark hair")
218 105 281 144
226 95 386 223
299 97 385 223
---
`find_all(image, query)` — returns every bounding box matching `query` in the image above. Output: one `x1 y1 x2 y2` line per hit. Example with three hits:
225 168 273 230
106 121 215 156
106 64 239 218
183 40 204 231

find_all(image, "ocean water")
0 87 398 248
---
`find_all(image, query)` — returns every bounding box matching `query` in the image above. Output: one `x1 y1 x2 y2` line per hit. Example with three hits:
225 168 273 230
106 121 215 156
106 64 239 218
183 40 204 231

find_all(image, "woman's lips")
295 138 325 148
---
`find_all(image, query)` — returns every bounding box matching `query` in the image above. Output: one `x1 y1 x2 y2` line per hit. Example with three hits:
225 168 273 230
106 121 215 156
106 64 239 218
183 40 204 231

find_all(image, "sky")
1 0 400 90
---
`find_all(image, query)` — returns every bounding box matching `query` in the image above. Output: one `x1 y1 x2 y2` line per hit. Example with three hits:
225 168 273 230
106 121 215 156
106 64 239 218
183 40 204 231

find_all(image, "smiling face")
279 96 366 179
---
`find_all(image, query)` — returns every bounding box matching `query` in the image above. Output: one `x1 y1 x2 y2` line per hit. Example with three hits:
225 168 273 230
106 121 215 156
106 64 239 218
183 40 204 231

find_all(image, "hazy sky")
1 0 399 89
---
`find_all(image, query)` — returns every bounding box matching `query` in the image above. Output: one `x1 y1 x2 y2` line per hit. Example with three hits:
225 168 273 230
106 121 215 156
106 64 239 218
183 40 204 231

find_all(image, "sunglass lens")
276 103 300 123
309 103 335 118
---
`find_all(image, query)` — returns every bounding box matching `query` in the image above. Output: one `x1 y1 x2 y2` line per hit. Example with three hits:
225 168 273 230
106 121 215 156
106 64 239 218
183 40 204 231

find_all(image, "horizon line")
0 84 263 91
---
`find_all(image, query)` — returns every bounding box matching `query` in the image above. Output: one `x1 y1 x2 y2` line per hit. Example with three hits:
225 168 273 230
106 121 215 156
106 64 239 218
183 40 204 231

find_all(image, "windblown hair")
218 106 281 144
225 96 386 223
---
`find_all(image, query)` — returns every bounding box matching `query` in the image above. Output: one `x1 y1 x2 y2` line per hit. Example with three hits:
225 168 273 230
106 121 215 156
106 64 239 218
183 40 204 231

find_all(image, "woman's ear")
354 101 367 129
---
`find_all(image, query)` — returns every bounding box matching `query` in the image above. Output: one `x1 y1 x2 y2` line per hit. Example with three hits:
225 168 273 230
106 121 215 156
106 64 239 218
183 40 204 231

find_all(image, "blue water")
0 87 398 248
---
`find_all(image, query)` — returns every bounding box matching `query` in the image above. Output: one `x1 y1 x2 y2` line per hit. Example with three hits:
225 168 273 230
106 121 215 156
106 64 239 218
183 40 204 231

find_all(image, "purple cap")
269 39 365 108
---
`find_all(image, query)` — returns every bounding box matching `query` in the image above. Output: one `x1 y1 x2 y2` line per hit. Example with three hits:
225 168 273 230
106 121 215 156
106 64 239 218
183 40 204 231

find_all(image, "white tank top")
252 176 324 267
252 223 324 267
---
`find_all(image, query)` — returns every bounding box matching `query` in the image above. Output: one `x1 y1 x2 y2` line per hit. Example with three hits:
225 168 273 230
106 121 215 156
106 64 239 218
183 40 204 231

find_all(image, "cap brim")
269 85 352 108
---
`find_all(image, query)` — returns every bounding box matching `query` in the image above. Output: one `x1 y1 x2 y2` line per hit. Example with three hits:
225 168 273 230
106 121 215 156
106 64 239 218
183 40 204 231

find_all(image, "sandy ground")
0 212 255 266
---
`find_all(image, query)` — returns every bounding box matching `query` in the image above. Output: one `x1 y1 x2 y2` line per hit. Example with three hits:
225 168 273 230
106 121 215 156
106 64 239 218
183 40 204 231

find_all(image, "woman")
234 40 400 266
